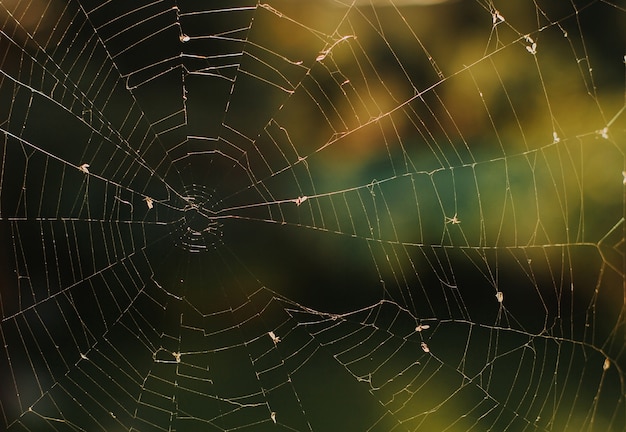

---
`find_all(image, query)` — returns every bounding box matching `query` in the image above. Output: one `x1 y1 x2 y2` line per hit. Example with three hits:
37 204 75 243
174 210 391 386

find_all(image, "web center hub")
184 207 214 233
176 185 222 252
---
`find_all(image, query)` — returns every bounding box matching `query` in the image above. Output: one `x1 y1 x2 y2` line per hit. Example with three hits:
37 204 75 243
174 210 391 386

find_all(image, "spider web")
1 0 625 430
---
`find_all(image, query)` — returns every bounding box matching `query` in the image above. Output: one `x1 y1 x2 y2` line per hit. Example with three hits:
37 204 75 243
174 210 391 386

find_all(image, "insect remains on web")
492 10 505 25
144 196 154 209
366 179 378 197
421 342 430 353
445 213 461 224
415 324 430 332
524 35 537 55
179 34 190 43
294 196 308 206
268 331 281 345
603 358 610 371
598 127 609 139
78 163 90 174
496 291 504 303
270 412 276 424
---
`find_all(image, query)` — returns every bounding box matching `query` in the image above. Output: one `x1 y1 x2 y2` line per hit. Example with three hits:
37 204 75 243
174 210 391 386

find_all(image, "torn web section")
82 0 187 191
217 3 316 139
177 1 257 142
